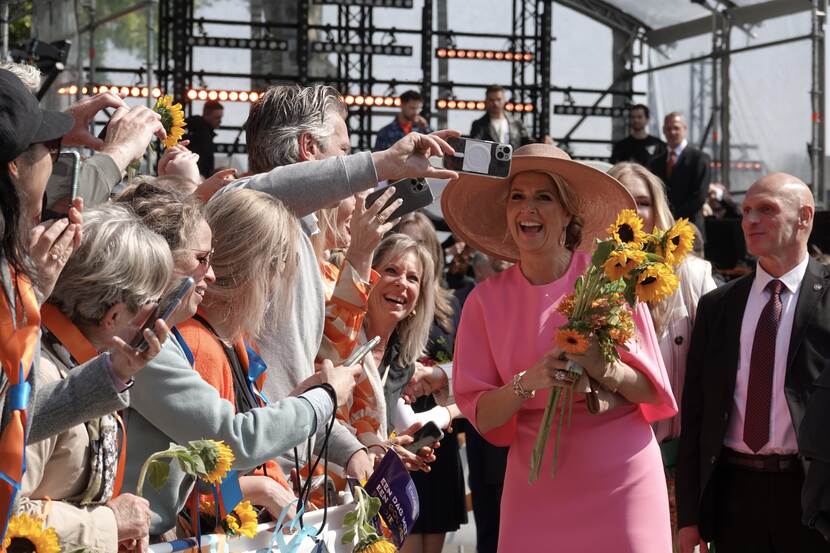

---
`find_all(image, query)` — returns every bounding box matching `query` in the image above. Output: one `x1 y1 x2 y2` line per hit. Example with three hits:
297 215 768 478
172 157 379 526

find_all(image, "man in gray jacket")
219 84 458 479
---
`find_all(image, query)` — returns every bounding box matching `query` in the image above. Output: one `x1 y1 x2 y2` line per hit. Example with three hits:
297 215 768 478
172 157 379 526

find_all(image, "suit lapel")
786 258 829 371
720 274 754 405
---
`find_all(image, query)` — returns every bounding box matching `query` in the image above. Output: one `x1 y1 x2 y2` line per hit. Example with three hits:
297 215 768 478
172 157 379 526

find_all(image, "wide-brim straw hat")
441 143 635 262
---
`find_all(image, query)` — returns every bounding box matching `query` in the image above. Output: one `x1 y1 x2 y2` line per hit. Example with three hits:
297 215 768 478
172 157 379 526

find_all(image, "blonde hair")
115 178 205 253
51 204 173 323
371 234 436 367
310 204 341 263
608 162 677 336
397 212 455 333
203 189 301 339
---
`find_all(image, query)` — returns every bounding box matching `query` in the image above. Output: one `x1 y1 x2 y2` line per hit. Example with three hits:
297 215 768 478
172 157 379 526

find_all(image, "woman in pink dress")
442 144 678 552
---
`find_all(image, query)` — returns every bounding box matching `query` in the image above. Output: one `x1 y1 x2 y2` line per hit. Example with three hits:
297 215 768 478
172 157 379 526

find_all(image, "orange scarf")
0 266 40 541
39 303 127 499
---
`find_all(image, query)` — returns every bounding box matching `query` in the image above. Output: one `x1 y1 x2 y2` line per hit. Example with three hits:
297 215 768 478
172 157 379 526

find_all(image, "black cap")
0 68 74 165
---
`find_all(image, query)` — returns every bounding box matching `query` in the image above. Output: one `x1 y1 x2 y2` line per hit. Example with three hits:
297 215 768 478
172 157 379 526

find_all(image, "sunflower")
354 537 397 553
603 248 648 281
635 263 679 303
607 209 647 249
2 514 60 553
223 500 258 538
661 218 696 265
555 328 589 354
201 440 235 485
154 95 187 148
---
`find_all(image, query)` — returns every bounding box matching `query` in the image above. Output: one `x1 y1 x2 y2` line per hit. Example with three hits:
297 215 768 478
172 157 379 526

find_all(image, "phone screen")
42 151 81 221
130 277 195 350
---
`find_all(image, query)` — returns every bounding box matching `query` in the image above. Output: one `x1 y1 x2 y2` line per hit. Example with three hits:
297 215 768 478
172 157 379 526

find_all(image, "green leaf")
341 530 356 544
343 511 358 526
365 496 382 519
147 459 171 490
591 240 615 267
623 278 638 306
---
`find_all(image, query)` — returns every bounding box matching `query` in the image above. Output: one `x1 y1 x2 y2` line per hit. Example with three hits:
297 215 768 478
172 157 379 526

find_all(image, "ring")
50 252 60 262
553 370 573 382
374 214 387 225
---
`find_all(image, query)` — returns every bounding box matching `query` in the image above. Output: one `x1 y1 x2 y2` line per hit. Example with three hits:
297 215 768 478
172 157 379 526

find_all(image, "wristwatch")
512 370 535 400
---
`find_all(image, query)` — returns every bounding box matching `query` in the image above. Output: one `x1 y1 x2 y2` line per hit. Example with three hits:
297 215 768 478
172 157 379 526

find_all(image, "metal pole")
146 0 154 108
539 0 552 139
421 0 433 122
720 12 732 189
810 0 826 205
88 1 96 96
1 0 9 60
436 0 448 129
710 12 719 183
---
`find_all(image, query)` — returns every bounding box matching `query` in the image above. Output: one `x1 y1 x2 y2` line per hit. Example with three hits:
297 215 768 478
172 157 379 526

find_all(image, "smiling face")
169 218 215 325
368 249 423 328
505 172 571 258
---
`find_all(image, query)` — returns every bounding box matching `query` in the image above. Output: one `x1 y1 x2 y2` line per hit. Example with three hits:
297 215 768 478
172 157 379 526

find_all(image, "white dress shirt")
490 117 510 144
670 139 687 162
724 255 809 454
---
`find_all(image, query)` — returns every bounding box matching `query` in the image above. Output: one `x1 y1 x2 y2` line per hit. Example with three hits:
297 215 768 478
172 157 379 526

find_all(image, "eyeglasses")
43 138 62 164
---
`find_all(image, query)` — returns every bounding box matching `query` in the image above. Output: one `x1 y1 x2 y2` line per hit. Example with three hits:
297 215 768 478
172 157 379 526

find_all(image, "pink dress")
454 252 677 553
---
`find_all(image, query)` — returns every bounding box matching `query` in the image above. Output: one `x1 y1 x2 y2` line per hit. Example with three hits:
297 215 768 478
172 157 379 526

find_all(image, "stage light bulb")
447 100 457 109
99 85 109 93
505 102 514 111
366 96 375 105
239 91 249 101
249 91 260 102
208 90 218 100
198 90 208 100
437 99 447 109
81 86 88 94
130 87 140 97
152 88 162 98
229 91 239 101
187 89 198 100
355 95 365 105
526 104 534 112
384 97 394 106
457 101 467 109
92 86 99 94
523 53 533 61
68 85 78 95
495 52 504 60
141 87 149 97
218 90 228 101
344 95 355 105
475 51 484 59
447 49 456 57
485 51 494 59
437 48 446 57
476 101 485 110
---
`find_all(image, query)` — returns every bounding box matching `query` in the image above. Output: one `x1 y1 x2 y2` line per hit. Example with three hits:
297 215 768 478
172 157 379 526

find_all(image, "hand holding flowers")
528 209 695 482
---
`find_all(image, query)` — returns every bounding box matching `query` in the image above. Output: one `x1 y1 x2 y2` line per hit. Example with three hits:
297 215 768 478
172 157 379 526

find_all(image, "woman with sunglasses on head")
0 69 170 542
114 181 359 537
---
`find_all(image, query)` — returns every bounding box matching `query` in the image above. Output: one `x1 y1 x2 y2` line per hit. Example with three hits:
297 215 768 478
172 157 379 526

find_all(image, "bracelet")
512 370 535 400
597 361 626 393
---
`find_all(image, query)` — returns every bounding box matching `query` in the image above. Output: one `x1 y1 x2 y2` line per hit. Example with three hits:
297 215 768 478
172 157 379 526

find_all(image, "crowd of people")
1 56 829 553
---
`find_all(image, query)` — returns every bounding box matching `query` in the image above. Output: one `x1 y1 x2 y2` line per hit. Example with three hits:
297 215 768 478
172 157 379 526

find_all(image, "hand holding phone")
343 336 381 367
430 136 512 178
364 178 434 221
130 277 194 351
403 421 444 454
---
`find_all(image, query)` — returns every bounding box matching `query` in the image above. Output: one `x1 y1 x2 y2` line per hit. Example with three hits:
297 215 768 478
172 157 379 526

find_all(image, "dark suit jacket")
649 145 710 230
677 258 830 539
184 115 216 178
469 113 531 150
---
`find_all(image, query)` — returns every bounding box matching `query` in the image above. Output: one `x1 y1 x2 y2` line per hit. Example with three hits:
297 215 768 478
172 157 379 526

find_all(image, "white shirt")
491 117 510 144
670 139 687 162
724 256 809 454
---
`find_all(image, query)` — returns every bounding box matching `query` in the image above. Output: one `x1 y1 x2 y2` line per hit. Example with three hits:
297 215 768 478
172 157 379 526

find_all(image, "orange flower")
556 294 576 318
556 329 589 354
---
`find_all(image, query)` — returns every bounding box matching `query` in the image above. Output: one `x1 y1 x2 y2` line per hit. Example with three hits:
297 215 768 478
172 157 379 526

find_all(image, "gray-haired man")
217 84 458 481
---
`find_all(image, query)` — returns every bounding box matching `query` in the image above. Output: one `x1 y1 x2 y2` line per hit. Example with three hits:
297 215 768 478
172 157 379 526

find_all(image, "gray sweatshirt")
217 152 379 468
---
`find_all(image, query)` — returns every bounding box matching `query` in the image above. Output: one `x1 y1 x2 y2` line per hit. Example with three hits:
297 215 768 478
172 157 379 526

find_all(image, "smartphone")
130 277 195 351
343 336 381 367
364 178 434 220
431 137 512 178
42 150 81 221
404 421 444 454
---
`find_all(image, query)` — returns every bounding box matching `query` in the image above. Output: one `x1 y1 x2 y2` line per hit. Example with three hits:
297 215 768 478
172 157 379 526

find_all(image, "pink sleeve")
619 302 678 423
452 291 517 447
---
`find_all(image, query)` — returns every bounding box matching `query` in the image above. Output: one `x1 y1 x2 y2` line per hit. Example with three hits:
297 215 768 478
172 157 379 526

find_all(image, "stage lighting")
59 84 162 98
311 41 412 57
437 48 531 61
435 98 532 112
553 105 627 117
189 36 288 51
343 94 402 108
185 88 263 103
312 0 413 7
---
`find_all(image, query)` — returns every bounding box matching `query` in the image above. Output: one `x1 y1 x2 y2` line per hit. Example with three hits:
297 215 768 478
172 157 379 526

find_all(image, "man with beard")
610 104 665 166
374 90 431 151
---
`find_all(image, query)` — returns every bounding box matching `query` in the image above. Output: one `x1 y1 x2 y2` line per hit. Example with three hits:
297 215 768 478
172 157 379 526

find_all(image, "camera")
437 137 513 178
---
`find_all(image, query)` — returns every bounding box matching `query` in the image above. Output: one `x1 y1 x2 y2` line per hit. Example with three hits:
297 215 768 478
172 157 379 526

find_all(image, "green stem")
135 452 171 497
529 387 560 483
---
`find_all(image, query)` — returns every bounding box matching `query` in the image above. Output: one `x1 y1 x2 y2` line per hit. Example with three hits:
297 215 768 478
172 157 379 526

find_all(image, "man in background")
649 112 710 232
185 100 223 177
610 103 665 166
469 85 532 150
373 90 430 151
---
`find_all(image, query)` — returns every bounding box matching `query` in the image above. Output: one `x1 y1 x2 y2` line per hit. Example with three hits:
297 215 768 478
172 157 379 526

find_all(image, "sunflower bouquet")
1 513 60 553
528 209 695 482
